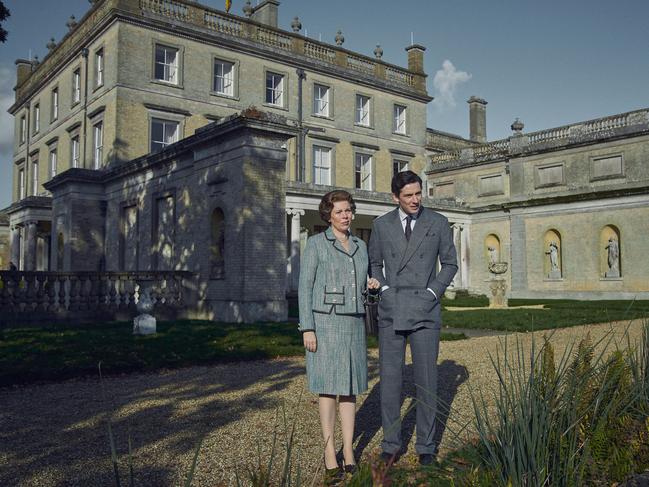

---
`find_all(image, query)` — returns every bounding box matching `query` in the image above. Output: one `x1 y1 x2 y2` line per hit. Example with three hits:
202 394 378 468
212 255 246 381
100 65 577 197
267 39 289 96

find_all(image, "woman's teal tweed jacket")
298 227 368 331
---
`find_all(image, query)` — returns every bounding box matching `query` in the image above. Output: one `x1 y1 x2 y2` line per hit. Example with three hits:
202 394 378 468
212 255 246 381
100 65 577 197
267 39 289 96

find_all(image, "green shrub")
469 322 649 486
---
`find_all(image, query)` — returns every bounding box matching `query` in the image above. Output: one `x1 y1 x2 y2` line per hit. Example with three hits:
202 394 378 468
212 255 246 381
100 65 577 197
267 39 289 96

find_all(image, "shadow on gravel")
0 359 303 486
353 359 468 459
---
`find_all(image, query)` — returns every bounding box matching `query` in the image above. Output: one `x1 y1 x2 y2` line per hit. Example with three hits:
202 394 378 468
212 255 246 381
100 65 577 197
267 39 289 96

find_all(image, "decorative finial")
46 38 57 52
243 0 253 17
32 55 40 67
335 29 344 46
511 118 524 134
291 16 302 33
66 15 78 31
374 44 383 59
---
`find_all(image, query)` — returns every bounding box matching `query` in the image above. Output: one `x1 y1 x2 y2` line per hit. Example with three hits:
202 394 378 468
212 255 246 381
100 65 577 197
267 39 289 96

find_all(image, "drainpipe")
81 48 89 168
296 68 306 182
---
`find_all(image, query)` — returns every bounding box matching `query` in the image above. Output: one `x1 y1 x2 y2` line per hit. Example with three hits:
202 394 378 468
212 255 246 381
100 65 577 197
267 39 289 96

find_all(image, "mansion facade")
5 0 649 321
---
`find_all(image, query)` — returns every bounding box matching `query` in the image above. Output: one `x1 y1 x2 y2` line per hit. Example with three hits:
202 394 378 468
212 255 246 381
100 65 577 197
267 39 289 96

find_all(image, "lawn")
0 320 464 387
441 297 649 332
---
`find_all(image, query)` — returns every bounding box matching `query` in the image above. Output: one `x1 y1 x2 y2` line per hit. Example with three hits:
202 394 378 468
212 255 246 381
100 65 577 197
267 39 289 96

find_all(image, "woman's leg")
338 394 357 465
319 394 338 468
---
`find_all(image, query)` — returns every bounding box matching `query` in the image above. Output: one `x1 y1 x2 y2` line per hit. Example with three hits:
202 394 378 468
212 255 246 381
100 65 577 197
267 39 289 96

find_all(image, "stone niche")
485 233 501 268
543 229 562 280
600 225 621 278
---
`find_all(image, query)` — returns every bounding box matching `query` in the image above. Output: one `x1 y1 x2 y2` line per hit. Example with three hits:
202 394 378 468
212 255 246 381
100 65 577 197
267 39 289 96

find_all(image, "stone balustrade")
0 270 196 327
14 0 424 106
429 108 649 167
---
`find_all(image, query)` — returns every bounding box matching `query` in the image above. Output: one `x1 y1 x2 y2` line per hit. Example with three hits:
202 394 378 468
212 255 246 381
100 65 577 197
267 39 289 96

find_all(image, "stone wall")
45 112 298 322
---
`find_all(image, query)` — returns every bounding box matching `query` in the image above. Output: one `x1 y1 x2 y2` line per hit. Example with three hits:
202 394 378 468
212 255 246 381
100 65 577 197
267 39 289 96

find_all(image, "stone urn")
487 262 509 308
133 279 156 335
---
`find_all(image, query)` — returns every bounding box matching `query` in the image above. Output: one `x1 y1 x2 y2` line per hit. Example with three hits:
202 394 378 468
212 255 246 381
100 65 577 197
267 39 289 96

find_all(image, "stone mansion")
4 0 649 321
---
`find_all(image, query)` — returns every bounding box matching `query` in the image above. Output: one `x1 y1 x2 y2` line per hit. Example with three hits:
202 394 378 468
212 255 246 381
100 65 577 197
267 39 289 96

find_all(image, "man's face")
392 182 422 215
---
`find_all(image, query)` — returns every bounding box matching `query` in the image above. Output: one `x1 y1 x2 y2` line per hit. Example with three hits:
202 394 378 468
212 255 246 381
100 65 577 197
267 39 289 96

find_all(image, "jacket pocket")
324 285 345 305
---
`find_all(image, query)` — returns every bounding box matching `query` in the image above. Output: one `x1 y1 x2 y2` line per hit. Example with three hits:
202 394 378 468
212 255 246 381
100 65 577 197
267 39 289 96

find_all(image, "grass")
0 320 465 387
442 297 649 332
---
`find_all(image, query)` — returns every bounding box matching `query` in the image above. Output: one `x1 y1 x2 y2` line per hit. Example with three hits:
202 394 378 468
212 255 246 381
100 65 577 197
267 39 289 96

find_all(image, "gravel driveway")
0 320 644 486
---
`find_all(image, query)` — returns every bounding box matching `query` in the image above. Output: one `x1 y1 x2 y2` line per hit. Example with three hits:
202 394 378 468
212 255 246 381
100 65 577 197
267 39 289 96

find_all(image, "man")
368 170 458 465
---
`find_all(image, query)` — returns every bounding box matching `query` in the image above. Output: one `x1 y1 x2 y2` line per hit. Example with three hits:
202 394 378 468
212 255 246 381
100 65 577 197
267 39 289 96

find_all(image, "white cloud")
0 64 15 209
432 59 472 110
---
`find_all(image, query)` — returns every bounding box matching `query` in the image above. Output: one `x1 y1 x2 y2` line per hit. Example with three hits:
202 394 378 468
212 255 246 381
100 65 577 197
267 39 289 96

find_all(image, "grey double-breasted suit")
298 227 368 395
369 207 457 455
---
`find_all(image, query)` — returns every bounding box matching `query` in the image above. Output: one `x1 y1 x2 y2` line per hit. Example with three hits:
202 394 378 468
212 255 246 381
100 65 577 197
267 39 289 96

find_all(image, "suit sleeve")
298 237 318 332
428 218 458 299
368 219 387 288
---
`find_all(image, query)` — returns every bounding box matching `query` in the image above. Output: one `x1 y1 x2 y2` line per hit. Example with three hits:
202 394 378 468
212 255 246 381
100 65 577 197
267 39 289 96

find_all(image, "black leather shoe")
419 453 435 466
343 463 357 474
380 451 400 464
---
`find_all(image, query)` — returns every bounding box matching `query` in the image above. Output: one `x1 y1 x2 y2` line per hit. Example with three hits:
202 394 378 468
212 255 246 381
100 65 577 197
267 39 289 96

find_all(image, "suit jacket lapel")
390 209 408 256
398 208 434 271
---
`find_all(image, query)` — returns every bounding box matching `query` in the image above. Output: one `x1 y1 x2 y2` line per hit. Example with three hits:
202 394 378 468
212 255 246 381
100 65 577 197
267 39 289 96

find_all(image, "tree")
0 1 9 43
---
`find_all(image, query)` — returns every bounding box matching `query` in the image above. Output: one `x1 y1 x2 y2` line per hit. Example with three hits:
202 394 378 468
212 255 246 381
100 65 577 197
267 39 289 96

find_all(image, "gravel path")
0 320 645 486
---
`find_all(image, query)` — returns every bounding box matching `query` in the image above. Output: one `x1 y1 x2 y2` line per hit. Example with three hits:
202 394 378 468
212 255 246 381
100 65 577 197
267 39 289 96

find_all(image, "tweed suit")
298 227 368 395
369 207 457 454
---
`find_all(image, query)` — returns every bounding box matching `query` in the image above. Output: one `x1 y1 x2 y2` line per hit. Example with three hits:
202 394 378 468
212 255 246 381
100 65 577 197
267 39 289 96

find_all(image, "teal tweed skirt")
306 310 368 395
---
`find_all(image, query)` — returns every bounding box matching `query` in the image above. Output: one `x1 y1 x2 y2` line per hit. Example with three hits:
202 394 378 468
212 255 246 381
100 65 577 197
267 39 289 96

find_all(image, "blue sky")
1 0 648 209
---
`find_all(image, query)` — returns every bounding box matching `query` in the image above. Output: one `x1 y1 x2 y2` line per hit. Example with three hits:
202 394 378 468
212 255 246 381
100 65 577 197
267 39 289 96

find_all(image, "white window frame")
95 49 104 88
51 87 59 121
265 72 284 107
93 121 103 169
72 69 81 104
33 104 40 133
355 94 371 126
313 84 330 117
393 159 409 177
313 145 332 186
19 168 25 200
154 44 179 84
32 159 39 195
20 115 26 144
393 104 407 134
213 59 234 96
71 135 80 168
355 152 373 190
49 146 58 178
150 118 180 152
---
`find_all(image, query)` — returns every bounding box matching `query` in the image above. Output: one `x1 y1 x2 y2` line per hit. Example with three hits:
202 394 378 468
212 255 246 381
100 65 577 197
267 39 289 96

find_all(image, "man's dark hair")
391 170 422 196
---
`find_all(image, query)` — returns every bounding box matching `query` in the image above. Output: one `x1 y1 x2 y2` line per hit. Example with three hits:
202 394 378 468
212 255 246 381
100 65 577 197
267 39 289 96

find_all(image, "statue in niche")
605 237 620 278
545 241 561 279
487 246 498 264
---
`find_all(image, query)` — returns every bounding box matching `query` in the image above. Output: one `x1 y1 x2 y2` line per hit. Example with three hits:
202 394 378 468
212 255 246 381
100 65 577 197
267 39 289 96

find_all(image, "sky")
1 0 648 209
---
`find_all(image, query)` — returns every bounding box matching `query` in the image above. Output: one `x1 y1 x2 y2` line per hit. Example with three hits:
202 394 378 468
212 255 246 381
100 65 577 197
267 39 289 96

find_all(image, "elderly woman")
298 190 380 478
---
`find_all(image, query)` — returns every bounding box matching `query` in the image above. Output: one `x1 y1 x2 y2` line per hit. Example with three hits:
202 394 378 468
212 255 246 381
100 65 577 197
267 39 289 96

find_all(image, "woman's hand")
367 277 380 290
303 331 317 352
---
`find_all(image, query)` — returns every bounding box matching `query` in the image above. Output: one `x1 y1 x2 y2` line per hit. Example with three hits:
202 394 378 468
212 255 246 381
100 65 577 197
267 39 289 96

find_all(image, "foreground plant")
469 321 649 486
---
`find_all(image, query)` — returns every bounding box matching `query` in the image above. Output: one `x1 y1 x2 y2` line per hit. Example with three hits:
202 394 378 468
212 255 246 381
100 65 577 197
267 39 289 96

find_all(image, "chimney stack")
468 96 487 143
405 44 426 74
15 59 33 88
251 0 280 28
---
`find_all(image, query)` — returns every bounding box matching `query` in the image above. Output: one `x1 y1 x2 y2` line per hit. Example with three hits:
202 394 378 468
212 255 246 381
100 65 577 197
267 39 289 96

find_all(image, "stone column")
24 221 38 271
286 208 305 292
10 225 21 269
460 223 470 289
451 223 462 289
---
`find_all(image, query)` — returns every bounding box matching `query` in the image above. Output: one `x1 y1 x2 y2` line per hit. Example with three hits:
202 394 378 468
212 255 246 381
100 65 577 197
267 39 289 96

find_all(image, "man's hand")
303 331 317 352
367 277 380 290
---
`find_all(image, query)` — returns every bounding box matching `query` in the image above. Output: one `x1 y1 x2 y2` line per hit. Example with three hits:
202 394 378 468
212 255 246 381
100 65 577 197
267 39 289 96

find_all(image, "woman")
298 190 380 478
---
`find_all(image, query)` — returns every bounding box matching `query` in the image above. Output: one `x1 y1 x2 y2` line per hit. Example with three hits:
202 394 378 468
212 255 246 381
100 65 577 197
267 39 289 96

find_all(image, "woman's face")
329 200 353 234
